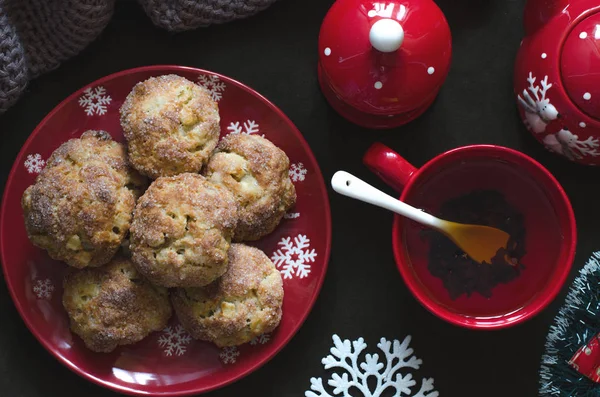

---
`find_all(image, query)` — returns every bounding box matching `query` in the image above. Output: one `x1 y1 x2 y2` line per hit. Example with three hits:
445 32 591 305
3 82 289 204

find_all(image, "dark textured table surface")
2 1 599 396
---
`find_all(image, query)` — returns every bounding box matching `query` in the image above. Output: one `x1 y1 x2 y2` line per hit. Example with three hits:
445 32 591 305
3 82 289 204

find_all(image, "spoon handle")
331 171 443 229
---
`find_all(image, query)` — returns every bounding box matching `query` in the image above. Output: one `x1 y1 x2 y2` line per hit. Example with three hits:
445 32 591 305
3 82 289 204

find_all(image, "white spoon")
331 171 511 265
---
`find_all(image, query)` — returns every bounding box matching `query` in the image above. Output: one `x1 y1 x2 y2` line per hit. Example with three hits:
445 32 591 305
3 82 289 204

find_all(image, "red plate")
0 66 332 396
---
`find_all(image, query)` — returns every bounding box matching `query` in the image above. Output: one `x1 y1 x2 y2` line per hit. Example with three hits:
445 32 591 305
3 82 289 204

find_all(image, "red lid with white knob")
561 12 600 120
318 0 452 126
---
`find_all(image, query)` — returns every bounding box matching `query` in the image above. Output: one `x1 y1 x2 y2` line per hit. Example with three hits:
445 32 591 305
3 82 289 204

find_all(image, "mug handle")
363 142 417 192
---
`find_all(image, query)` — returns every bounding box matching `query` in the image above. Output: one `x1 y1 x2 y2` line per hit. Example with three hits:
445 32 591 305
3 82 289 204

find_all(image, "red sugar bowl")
318 0 452 129
515 0 600 165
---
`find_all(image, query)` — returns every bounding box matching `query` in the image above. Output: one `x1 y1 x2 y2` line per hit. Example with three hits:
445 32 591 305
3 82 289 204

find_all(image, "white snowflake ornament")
24 153 45 174
306 335 438 397
78 86 112 116
271 234 317 279
289 163 307 182
158 325 192 356
198 74 226 102
220 346 240 364
33 279 54 299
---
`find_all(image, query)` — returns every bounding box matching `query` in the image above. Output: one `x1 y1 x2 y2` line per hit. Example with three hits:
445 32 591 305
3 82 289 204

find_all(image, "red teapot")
318 0 452 129
515 0 600 164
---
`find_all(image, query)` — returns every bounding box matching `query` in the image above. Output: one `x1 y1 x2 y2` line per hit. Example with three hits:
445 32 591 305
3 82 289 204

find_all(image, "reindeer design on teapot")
517 72 558 134
514 0 600 165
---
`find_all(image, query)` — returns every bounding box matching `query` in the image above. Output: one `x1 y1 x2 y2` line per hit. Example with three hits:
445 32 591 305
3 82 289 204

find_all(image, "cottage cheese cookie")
204 134 296 241
130 173 237 287
62 257 172 353
120 74 220 178
171 243 284 347
21 130 146 269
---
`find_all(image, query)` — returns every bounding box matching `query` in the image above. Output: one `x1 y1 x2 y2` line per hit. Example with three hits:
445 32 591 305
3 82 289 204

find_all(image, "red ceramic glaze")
318 0 452 129
515 0 600 164
363 143 576 329
0 66 332 396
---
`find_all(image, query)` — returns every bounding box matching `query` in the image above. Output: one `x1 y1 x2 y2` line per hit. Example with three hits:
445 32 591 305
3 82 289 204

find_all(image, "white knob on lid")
369 18 404 53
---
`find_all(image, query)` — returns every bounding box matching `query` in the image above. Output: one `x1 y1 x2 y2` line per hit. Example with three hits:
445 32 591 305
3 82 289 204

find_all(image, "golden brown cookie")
171 243 284 347
62 257 172 353
120 74 220 178
129 173 238 287
21 130 146 269
204 134 296 241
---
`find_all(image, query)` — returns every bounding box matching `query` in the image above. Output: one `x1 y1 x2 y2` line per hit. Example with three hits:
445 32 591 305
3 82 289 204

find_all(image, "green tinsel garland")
539 251 600 396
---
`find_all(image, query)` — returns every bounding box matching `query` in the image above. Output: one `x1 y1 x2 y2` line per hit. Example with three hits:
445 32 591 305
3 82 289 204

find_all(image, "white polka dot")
427 67 435 75
324 47 331 56
580 122 587 128
368 10 376 17
580 32 588 39
374 81 383 89
541 53 547 59
585 347 592 355
584 92 592 100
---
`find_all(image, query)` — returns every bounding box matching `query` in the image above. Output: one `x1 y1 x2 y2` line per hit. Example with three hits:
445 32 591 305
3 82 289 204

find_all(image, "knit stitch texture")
0 0 278 114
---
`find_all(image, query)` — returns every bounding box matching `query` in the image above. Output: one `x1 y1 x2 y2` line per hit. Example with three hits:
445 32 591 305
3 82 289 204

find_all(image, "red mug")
363 143 577 329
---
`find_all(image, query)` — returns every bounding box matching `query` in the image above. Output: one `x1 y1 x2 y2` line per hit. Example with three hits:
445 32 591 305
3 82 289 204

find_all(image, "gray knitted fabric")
0 0 278 115
138 0 278 32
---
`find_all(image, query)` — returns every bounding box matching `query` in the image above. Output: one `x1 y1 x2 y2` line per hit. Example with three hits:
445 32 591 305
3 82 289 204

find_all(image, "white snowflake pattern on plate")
271 234 317 279
283 212 300 219
227 120 264 137
220 346 240 364
158 325 192 356
250 333 271 346
305 334 438 397
289 163 307 182
33 279 54 299
24 153 45 174
78 86 112 116
198 74 226 102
